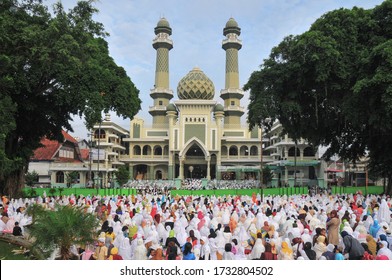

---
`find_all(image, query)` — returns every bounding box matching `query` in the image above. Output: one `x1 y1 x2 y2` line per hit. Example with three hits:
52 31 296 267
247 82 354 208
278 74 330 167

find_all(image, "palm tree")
26 204 99 260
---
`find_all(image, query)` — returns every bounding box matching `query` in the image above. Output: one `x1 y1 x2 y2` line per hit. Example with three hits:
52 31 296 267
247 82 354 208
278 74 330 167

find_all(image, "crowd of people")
125 179 261 192
1 190 392 260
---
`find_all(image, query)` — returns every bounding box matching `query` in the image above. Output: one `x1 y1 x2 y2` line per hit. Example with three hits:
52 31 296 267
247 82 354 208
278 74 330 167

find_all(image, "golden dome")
177 67 215 100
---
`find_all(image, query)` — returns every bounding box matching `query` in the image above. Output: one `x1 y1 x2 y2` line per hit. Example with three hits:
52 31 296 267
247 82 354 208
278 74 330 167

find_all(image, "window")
229 146 238 156
159 100 163 106
59 147 74 158
56 171 65 183
231 101 235 106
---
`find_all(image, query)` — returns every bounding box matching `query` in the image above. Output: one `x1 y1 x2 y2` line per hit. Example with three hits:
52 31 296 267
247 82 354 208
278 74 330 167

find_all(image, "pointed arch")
179 137 210 158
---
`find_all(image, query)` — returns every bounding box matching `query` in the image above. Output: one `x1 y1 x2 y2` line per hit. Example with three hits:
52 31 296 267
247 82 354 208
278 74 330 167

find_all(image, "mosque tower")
150 17 174 127
221 17 244 128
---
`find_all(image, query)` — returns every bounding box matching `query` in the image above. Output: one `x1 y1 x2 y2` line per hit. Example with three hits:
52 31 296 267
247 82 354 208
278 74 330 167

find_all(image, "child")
12 222 23 236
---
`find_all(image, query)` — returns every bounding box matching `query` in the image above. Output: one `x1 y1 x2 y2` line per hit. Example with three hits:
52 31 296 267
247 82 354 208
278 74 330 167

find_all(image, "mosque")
117 17 262 182
30 17 325 188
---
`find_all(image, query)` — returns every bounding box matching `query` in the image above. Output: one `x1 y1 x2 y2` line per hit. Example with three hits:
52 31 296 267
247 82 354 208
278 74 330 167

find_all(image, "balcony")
224 105 245 113
149 105 167 112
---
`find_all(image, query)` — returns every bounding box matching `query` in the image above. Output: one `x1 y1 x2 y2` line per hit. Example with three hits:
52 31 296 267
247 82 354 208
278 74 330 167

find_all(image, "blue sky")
46 0 385 139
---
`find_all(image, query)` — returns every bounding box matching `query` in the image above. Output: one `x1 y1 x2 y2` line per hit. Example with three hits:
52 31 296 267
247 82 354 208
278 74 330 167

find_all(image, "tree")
25 170 39 188
0 0 141 197
114 165 130 187
245 1 392 193
66 171 79 188
26 203 99 260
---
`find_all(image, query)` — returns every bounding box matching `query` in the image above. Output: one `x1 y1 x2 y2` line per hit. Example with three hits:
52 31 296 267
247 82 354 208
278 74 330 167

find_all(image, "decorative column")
206 157 211 180
179 157 185 180
129 164 134 180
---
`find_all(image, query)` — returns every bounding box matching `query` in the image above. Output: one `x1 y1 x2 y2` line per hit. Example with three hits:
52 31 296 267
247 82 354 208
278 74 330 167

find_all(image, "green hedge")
21 185 384 198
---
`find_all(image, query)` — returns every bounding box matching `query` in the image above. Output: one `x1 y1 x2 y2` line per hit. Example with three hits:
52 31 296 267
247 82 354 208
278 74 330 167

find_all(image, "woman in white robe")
249 238 265 260
133 238 147 260
118 237 132 260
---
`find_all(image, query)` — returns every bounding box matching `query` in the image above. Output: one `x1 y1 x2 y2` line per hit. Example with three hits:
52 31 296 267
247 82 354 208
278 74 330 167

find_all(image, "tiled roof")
80 149 90 161
32 130 79 161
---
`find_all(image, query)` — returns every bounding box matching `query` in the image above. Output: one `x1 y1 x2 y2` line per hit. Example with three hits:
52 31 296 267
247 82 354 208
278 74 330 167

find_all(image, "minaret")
149 17 174 127
221 17 244 128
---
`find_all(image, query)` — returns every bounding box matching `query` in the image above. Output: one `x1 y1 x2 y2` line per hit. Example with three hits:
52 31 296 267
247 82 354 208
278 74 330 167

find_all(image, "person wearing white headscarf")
118 237 132 260
377 241 392 260
341 221 353 236
249 237 265 260
378 199 391 224
301 228 312 244
199 236 211 260
133 238 147 260
176 224 188 247
313 235 327 260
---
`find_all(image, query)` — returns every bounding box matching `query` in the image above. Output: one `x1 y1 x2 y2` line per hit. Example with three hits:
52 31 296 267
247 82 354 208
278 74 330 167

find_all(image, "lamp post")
87 132 93 188
189 165 194 179
96 122 102 195
294 140 298 187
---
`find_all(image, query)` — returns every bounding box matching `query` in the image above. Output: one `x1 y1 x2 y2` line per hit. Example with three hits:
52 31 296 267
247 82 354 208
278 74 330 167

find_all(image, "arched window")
133 145 141 155
94 129 106 139
229 146 238 156
303 147 315 157
142 145 151 155
288 147 300 157
250 146 258 156
154 145 162 155
163 145 169 155
56 171 64 183
221 146 228 156
240 146 248 156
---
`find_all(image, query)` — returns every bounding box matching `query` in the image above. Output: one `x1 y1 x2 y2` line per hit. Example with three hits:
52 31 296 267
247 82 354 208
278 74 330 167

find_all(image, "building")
31 17 327 189
262 121 326 187
116 17 262 183
29 130 89 187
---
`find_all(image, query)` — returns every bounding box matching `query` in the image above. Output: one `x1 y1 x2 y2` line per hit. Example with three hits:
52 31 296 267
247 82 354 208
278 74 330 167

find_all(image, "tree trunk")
1 168 25 198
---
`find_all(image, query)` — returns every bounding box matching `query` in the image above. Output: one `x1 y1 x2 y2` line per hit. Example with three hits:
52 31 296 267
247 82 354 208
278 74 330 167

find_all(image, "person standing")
326 210 340 247
92 237 108 260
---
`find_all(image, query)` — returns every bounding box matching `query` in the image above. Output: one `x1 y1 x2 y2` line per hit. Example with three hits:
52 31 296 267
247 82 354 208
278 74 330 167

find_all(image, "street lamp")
189 165 194 179
87 132 93 188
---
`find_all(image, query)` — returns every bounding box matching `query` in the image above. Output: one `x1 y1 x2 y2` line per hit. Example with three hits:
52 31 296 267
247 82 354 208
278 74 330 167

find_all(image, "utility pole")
294 140 298 187
88 132 93 187
260 128 263 196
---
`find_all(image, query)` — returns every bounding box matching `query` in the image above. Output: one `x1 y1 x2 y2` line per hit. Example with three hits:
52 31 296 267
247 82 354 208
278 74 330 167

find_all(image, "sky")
45 0 385 140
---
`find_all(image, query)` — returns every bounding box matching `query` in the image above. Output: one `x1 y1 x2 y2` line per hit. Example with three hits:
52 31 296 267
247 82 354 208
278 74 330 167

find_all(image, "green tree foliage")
26 203 100 259
0 0 141 196
66 171 79 188
245 1 392 193
25 170 39 187
114 165 130 187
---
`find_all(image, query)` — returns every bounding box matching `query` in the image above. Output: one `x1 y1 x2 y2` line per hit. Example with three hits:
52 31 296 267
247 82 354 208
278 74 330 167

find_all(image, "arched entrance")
155 170 162 180
179 138 210 179
185 144 206 179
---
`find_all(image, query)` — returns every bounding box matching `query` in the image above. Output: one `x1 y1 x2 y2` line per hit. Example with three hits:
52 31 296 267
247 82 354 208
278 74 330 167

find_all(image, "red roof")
62 130 78 143
31 130 78 161
80 149 90 161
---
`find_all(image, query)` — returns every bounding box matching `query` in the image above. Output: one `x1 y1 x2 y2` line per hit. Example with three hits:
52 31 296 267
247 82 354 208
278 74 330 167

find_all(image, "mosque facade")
117 17 263 182
29 17 327 188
